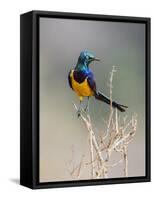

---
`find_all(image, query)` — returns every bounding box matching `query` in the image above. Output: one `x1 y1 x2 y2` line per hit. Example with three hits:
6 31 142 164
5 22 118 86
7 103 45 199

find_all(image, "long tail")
95 91 128 112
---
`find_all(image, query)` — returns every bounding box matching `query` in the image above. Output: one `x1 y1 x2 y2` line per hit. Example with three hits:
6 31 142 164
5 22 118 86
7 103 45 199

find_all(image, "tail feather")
95 92 128 112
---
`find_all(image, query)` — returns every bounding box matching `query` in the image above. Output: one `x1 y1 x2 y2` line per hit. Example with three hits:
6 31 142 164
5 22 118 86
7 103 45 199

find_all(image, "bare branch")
67 66 137 179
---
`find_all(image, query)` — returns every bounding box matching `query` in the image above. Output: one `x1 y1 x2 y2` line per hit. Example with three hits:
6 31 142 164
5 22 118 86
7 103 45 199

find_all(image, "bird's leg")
84 97 90 113
77 100 82 117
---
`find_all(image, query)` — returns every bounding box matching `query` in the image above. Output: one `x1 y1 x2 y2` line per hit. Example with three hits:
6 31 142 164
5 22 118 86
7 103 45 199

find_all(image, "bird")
68 51 128 116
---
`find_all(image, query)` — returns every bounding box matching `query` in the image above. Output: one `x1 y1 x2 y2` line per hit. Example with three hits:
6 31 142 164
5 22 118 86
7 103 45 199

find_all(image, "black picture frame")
20 10 151 189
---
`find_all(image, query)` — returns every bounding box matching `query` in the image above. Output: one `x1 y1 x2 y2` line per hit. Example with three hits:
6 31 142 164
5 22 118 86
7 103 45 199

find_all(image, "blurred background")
39 17 145 182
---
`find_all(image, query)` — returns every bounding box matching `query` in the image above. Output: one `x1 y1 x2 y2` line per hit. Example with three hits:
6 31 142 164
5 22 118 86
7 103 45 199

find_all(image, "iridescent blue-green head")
75 51 100 71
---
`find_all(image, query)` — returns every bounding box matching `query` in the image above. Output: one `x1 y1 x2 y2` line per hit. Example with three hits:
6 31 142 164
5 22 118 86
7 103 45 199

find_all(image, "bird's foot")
84 108 87 113
77 110 81 118
84 106 89 113
84 107 88 113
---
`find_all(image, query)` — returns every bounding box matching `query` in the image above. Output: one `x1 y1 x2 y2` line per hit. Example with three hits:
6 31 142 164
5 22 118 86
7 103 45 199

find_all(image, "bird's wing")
68 69 73 90
87 75 97 93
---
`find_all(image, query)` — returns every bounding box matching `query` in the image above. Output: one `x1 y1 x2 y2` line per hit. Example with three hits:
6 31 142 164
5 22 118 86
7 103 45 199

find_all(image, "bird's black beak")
94 58 100 62
89 57 101 64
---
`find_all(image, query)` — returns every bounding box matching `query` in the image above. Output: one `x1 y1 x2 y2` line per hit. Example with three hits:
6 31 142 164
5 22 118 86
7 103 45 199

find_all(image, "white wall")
0 0 153 199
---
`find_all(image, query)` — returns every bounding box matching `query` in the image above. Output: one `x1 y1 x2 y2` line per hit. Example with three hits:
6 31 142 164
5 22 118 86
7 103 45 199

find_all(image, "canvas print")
39 17 145 182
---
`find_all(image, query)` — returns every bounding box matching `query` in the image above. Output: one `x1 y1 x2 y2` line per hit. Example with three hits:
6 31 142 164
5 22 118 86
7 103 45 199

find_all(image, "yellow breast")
70 70 94 100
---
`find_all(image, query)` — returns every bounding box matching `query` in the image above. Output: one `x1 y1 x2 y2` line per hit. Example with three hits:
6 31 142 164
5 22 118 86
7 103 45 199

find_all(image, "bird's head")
78 51 100 66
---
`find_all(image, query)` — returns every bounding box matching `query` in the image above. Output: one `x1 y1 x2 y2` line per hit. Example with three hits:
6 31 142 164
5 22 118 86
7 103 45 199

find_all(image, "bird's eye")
86 55 89 60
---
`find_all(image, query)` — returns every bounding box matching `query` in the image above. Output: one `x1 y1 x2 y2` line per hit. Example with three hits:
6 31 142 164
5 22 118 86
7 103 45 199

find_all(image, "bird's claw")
84 107 88 113
77 110 81 118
